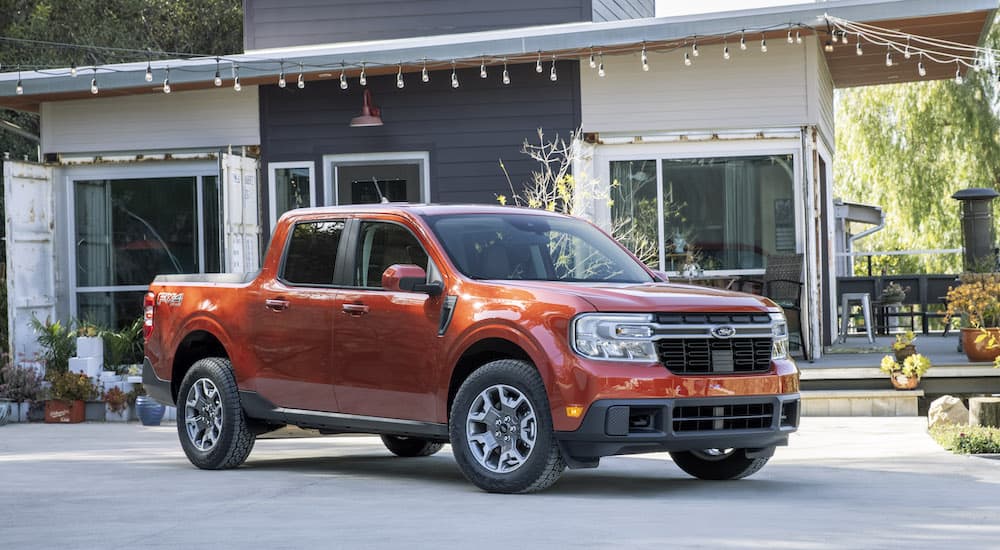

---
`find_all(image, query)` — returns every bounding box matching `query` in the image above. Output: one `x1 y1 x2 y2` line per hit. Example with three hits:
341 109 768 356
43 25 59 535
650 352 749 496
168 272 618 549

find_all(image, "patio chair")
730 254 808 360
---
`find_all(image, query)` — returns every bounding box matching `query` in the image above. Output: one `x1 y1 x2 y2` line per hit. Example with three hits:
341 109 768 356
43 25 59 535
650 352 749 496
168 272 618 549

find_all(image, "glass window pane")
75 177 198 287
662 155 795 271
609 160 658 268
282 221 344 285
273 166 312 218
356 222 428 288
203 176 223 273
78 291 146 330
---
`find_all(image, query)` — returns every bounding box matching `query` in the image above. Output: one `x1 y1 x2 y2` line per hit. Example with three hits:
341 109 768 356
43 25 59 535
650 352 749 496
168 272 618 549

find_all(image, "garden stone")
928 395 969 428
969 397 1000 428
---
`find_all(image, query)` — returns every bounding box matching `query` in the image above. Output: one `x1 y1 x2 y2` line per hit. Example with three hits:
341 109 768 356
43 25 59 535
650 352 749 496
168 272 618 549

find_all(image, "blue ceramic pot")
136 395 166 426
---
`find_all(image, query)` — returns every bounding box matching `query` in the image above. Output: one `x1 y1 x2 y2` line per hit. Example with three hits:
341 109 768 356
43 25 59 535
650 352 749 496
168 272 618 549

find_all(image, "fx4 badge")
711 325 736 339
157 292 184 307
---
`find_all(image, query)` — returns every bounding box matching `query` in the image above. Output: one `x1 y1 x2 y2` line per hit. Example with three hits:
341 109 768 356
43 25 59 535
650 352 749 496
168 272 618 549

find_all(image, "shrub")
0 360 44 403
930 424 1000 454
29 317 77 378
48 372 97 402
102 386 128 413
101 319 144 373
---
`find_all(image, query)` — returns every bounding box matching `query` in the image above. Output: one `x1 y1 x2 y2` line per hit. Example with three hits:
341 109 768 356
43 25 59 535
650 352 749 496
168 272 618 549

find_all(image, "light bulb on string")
451 61 459 88
163 67 171 93
15 68 22 95
359 64 367 86
692 42 699 57
91 69 98 94
233 65 241 91
787 28 793 44
297 64 305 89
684 52 692 66
740 31 747 50
502 59 510 85
422 60 429 83
904 38 912 59
824 39 834 53
840 31 849 44
955 61 964 85
278 62 286 88
70 62 77 78
536 52 543 73
856 39 863 56
145 61 153 82
340 65 348 89
885 48 893 67
598 52 605 77
796 31 802 44
550 57 558 81
918 53 927 77
724 40 731 60
589 49 596 69
641 43 649 71
760 34 767 53
214 59 222 87
397 65 405 88
480 58 487 79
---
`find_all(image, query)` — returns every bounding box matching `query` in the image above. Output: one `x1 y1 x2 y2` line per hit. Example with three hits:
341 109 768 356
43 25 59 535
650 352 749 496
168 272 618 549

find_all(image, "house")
1 0 996 363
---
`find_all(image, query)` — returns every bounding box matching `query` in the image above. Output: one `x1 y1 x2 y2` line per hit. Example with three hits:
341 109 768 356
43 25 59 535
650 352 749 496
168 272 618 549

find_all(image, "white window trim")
594 138 802 276
322 151 431 206
267 161 316 231
64 161 219 320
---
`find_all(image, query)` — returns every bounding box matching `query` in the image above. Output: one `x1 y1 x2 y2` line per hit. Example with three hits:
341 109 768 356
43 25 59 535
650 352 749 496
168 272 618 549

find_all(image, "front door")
332 218 442 421
249 218 346 412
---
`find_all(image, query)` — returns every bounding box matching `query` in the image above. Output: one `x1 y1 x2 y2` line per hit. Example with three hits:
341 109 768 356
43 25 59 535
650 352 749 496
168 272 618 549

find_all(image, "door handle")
341 303 370 316
265 299 290 311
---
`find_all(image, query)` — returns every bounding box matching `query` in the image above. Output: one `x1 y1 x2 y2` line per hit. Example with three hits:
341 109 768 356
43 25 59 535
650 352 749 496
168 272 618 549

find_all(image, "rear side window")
282 220 344 285
355 221 429 288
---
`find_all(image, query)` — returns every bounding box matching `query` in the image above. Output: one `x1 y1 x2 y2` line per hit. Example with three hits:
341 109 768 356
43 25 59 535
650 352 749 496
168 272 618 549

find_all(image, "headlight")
571 314 658 361
770 312 789 360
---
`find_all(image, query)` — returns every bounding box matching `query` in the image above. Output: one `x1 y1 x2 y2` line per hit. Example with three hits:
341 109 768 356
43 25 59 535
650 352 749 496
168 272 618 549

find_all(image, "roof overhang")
0 0 994 112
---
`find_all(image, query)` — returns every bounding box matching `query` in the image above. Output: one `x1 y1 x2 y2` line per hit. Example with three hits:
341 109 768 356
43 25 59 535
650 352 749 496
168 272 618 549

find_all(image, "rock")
928 395 969 428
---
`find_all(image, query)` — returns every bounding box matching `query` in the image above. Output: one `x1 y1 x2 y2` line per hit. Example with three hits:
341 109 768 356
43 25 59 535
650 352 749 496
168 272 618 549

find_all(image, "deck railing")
836 273 959 334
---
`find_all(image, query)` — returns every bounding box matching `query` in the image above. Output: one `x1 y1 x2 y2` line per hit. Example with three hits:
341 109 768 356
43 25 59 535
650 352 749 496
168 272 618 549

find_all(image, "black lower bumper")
142 357 175 406
555 394 800 467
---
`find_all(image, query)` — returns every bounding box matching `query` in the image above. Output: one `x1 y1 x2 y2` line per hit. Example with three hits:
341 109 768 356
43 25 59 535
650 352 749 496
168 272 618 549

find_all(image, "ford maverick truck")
143 204 800 493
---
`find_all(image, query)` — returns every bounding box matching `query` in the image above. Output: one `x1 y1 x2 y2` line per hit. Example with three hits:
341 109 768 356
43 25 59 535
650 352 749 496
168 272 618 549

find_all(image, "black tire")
669 448 770 480
380 435 445 457
449 359 566 494
176 357 255 470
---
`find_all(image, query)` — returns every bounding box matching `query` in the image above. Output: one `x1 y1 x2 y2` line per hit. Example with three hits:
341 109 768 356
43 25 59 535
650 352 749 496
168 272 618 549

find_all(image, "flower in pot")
891 330 917 361
945 273 1000 362
880 353 932 390
880 281 909 305
0 359 45 423
46 372 97 423
102 386 129 422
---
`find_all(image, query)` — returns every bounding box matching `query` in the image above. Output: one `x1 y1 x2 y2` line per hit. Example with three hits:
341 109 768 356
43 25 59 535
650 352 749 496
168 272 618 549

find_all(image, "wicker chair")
730 254 808 360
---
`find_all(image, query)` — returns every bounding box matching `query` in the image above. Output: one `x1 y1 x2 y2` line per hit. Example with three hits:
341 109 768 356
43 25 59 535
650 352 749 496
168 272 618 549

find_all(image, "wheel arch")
446 334 549 420
171 328 231 401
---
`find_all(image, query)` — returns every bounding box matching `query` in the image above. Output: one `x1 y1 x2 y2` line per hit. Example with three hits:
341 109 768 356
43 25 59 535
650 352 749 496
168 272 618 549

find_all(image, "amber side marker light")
566 406 584 418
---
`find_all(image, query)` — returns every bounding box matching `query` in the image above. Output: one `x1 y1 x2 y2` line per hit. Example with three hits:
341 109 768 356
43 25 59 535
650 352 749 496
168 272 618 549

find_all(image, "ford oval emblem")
711 325 736 339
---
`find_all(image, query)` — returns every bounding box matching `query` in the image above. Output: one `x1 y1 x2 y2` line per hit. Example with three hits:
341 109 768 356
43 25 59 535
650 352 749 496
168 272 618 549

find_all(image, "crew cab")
143 204 800 493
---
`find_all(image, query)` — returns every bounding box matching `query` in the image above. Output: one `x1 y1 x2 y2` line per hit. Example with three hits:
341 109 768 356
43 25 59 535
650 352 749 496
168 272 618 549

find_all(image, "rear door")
332 217 443 421
248 218 348 412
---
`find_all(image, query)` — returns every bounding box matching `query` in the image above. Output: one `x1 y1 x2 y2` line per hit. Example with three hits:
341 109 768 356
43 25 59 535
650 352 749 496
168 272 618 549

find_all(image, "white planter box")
105 405 132 422
69 356 102 379
76 336 104 361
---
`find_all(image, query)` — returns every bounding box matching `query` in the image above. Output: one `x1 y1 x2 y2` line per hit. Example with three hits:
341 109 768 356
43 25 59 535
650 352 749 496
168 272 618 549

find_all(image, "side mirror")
382 264 443 296
651 270 670 283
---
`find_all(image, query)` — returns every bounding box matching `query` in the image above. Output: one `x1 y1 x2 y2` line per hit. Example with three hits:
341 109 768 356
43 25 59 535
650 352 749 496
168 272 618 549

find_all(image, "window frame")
277 218 350 288
345 218 435 291
268 161 316 232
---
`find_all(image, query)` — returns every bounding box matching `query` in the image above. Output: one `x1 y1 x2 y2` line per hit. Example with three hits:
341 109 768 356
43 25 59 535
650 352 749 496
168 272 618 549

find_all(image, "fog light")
566 406 584 418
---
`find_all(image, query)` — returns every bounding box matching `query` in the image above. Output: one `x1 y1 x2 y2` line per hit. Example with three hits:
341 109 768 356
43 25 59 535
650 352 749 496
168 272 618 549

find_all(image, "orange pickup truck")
143 204 799 493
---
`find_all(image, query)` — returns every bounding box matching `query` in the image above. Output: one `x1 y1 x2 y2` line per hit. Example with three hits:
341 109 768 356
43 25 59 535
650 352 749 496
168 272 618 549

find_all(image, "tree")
834 21 1000 275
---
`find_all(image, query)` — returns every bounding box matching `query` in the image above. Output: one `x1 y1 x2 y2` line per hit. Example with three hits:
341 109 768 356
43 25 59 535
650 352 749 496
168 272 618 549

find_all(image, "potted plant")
30 316 77 379
880 353 932 390
0 360 45 423
945 273 1000 362
132 384 165 426
45 372 97 423
880 281 909 305
891 330 917 361
101 319 144 375
103 386 130 422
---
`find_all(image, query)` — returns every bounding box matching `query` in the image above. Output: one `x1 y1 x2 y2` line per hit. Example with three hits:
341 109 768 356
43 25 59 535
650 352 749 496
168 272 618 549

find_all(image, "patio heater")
952 187 1000 271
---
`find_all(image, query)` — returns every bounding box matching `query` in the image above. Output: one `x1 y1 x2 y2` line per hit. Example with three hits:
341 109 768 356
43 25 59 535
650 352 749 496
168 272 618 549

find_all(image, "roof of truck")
282 203 571 219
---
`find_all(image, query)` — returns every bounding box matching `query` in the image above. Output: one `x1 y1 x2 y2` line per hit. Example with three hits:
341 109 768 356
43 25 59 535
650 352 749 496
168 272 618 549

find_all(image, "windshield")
424 213 653 283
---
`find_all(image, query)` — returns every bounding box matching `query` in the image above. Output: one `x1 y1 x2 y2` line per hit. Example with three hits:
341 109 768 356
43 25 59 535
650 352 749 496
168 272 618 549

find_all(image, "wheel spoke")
466 383 537 474
184 377 225 452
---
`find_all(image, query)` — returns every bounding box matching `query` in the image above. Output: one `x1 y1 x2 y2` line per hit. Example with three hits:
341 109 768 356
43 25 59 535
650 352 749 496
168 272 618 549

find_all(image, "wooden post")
969 397 1000 428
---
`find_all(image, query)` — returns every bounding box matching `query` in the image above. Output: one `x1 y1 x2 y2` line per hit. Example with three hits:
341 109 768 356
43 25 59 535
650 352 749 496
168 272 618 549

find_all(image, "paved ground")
1 418 997 549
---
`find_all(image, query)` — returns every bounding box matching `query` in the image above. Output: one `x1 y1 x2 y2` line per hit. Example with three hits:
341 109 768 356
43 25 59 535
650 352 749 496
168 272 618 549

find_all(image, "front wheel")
669 448 770 480
176 357 255 470
380 435 444 457
450 359 565 494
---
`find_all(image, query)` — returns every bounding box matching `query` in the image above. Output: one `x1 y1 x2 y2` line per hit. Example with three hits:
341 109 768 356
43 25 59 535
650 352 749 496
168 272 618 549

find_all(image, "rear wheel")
176 357 255 469
450 359 565 493
380 435 444 457
669 448 770 480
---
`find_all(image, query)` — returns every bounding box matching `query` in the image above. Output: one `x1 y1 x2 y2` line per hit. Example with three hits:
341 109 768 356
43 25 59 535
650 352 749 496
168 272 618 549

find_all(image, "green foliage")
0 359 44 402
29 316 76 378
48 371 97 402
101 319 144 373
102 386 128 413
930 423 1000 454
835 22 1000 275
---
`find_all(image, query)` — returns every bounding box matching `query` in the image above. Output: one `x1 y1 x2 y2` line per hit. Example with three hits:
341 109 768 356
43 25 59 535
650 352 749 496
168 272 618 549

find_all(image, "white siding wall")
40 87 260 154
809 38 836 151
581 38 816 133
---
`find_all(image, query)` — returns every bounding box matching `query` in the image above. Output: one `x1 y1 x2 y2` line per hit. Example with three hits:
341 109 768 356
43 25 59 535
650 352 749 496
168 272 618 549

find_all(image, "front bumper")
555 394 800 466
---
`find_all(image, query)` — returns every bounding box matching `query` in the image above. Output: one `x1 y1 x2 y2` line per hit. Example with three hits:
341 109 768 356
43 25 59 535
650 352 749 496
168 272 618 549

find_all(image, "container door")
220 151 261 273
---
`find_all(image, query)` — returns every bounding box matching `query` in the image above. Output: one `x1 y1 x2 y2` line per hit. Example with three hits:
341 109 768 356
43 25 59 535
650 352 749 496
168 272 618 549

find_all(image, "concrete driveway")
0 417 996 549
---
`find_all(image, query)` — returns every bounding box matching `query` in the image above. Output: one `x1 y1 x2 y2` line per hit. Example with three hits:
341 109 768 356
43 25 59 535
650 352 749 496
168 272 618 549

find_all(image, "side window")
282 220 344 285
355 222 430 288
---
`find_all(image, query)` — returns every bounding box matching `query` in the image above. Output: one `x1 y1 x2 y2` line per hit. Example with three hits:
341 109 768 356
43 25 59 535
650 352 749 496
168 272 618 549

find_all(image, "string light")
91 68 98 94
724 40 731 60
70 62 77 78
144 61 153 82
422 60 429 82
502 58 510 85
856 37 863 56
278 62 286 88
162 66 171 93
233 65 241 91
824 39 834 53
550 56 557 81
589 48 596 69
684 52 692 66
740 31 747 50
15 68 22 95
536 52 543 73
641 43 649 71
760 33 767 53
451 61 459 88
213 58 222 87
480 58 487 79
918 53 927 77
297 63 305 88
692 42 699 57
598 51 605 77
787 28 794 44
955 60 964 85
885 47 893 67
340 64 348 89
796 31 802 44
904 38 912 59
396 64 405 88
359 63 367 86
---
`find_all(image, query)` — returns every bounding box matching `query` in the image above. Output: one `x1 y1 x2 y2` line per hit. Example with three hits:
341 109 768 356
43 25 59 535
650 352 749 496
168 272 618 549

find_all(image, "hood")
499 281 776 313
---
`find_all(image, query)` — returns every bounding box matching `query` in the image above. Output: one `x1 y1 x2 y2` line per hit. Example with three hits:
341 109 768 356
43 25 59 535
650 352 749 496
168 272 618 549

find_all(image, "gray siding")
592 0 654 22
259 62 581 232
245 0 592 51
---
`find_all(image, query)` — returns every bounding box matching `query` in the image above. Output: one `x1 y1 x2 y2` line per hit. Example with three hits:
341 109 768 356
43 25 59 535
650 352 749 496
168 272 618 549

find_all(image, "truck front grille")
672 402 775 432
656 338 772 374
